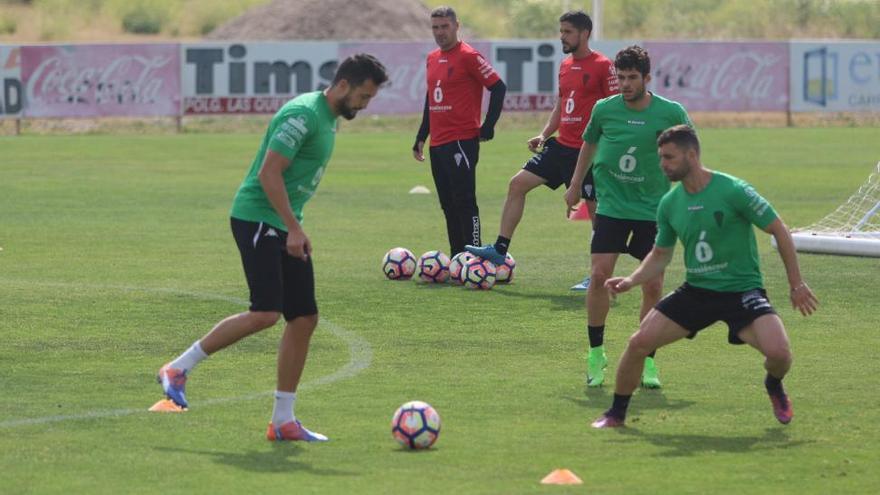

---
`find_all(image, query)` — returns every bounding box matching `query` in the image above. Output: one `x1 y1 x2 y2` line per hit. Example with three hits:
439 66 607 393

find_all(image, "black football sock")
647 350 656 359
608 393 632 419
494 236 510 255
765 373 785 396
588 325 605 348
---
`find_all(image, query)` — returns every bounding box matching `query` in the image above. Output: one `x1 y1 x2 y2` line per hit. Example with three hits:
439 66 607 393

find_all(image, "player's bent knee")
508 175 533 196
764 346 792 366
627 331 655 356
589 266 613 284
250 311 282 330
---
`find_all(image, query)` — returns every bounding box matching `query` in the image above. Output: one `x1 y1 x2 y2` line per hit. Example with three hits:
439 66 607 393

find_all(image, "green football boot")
641 357 662 389
587 346 608 388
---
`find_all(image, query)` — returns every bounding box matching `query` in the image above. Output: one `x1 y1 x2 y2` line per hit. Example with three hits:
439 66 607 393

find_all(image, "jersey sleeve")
674 102 694 128
582 100 604 143
268 107 317 160
730 179 778 229
654 196 678 248
466 50 501 88
601 60 619 96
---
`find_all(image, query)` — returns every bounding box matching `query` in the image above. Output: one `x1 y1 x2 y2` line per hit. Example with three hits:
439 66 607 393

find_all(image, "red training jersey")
425 42 501 147
556 51 618 149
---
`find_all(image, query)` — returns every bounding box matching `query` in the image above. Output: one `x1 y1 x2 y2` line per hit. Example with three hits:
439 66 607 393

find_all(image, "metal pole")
592 0 603 40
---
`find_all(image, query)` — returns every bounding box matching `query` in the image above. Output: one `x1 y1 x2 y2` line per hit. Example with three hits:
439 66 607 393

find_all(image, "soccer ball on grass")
382 247 416 280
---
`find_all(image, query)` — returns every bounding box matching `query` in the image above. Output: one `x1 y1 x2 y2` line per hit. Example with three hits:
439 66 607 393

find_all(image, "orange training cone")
568 201 591 221
540 468 583 485
149 399 187 413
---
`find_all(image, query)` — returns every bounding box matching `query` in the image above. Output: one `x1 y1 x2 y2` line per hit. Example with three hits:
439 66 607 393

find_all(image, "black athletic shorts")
655 283 778 345
522 137 595 200
590 214 657 260
230 217 317 321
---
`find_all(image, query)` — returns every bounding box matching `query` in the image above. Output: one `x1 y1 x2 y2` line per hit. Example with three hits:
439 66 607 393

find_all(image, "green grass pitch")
1 127 878 494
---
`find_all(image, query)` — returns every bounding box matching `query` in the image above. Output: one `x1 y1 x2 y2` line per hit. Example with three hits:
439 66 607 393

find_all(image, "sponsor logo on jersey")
627 119 646 125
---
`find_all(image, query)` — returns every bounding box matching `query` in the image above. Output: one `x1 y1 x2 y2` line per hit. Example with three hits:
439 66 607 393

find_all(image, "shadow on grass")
565 387 698 414
610 426 811 457
490 286 584 312
154 445 358 475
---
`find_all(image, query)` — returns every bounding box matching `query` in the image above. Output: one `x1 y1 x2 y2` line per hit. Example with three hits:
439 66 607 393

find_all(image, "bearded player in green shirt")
155 54 388 442
565 45 692 389
591 125 819 428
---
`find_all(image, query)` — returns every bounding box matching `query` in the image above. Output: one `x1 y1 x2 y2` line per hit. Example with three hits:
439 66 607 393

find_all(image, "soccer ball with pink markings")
448 252 475 285
463 257 496 290
416 250 450 283
382 247 416 280
391 401 441 450
495 252 516 283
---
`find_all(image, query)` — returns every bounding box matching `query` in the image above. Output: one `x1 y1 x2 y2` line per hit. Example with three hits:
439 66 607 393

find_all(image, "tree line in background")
1 0 878 40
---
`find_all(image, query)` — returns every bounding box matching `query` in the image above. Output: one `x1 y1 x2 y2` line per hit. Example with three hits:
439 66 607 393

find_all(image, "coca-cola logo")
654 51 783 101
27 54 172 105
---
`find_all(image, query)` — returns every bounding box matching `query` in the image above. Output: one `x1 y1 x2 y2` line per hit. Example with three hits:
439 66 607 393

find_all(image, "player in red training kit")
412 5 506 257
466 11 616 282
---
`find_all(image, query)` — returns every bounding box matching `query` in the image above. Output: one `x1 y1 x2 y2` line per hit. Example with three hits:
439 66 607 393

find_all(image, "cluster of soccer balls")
381 247 515 290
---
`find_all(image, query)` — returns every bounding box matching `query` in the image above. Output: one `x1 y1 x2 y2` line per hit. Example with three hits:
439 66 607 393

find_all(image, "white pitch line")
0 280 372 429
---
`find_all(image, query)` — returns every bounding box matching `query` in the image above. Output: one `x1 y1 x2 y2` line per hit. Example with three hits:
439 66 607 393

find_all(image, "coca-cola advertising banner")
644 42 789 111
790 41 880 112
181 42 338 115
7 41 880 118
20 44 180 118
1 45 23 118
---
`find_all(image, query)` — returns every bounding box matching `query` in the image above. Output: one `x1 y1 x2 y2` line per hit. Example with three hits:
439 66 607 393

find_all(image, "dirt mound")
207 0 436 41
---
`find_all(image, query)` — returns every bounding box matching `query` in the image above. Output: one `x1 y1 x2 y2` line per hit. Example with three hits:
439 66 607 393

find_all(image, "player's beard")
562 40 578 54
337 93 360 120
666 159 691 182
623 84 647 102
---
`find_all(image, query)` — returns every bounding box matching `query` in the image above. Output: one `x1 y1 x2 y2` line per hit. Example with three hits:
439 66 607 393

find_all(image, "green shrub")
121 5 165 34
0 16 16 34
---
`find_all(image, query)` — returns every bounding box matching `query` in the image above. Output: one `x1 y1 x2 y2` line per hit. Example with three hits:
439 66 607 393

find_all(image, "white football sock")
272 391 297 425
169 341 208 372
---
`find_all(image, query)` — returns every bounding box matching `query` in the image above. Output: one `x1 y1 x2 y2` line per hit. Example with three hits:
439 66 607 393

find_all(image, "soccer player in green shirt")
156 54 388 442
591 125 819 428
565 45 692 389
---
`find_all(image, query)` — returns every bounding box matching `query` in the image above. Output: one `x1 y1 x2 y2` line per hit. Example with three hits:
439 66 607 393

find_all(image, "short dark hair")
657 125 700 155
559 10 592 32
332 53 389 87
431 6 457 23
615 45 651 77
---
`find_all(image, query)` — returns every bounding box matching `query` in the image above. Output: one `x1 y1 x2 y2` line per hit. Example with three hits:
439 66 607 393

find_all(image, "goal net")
784 162 880 257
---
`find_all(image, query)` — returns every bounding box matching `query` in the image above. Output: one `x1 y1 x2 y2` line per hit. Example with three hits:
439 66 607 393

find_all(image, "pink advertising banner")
643 42 789 111
339 41 492 115
21 44 180 118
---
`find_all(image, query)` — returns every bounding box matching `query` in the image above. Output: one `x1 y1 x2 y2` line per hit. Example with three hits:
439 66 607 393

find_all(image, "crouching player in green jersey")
156 54 388 441
592 125 819 429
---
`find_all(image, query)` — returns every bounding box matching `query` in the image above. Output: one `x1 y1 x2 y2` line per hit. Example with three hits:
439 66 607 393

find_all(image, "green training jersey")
230 91 337 230
655 171 778 292
583 93 692 221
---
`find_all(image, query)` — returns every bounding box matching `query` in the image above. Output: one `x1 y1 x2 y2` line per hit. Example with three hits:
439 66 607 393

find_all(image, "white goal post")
774 162 880 257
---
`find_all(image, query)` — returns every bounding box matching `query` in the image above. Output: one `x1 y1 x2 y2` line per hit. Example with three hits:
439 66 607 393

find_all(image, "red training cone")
568 201 591 221
540 468 583 485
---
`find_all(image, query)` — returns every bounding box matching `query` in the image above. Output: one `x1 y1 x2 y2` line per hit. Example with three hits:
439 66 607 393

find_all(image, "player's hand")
789 282 818 316
527 135 545 152
563 185 581 210
605 277 634 295
286 226 311 261
412 141 426 162
479 125 494 142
